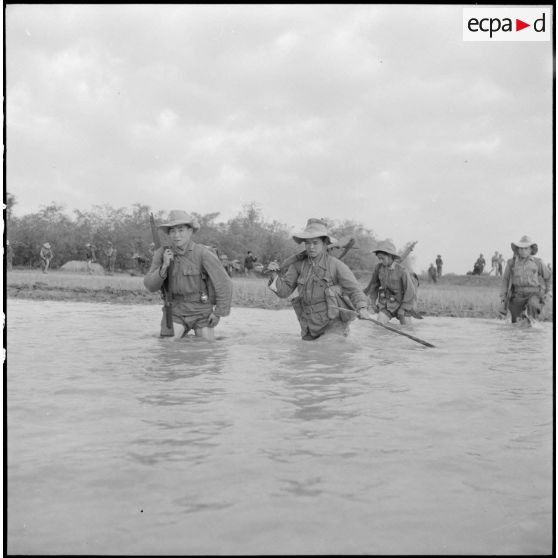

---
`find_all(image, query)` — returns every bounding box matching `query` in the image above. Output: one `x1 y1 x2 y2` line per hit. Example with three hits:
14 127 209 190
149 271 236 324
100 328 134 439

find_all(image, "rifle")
150 213 174 337
398 241 418 263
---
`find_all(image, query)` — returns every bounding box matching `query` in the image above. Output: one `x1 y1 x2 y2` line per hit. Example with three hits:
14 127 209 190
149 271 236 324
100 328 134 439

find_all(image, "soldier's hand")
162 248 174 267
207 313 220 327
357 308 373 320
266 261 280 272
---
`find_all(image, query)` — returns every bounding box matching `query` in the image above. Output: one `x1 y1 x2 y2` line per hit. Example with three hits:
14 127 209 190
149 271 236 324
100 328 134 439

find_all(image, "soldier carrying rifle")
144 210 233 340
267 218 372 341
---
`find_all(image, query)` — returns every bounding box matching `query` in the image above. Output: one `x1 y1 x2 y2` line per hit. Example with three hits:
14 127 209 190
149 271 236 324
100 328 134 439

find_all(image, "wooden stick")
329 304 436 348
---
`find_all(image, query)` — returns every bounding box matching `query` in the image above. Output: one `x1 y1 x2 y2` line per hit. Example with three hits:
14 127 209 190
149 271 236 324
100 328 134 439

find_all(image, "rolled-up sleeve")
270 264 300 299
202 250 233 317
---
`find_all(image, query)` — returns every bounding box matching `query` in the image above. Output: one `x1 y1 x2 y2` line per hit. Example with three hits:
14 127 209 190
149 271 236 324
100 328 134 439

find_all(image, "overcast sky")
5 4 554 273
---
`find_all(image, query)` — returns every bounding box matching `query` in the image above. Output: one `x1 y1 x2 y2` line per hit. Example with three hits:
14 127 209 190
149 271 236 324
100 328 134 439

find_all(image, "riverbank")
5 269 553 321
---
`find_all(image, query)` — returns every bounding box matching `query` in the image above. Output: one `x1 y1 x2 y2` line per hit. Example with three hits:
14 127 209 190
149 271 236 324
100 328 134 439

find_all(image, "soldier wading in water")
499 235 552 323
267 218 372 340
144 210 233 340
364 240 418 325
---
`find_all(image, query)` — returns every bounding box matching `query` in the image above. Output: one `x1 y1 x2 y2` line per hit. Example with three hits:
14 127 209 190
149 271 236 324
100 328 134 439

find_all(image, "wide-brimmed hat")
158 210 200 233
511 235 538 254
292 218 337 245
43 242 51 248
372 240 399 258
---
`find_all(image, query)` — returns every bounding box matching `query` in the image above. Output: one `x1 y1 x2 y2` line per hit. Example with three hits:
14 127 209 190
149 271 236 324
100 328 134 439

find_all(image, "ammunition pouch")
324 285 355 323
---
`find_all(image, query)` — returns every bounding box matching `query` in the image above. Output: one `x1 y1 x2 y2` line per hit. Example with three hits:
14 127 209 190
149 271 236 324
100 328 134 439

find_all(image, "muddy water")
6 299 553 555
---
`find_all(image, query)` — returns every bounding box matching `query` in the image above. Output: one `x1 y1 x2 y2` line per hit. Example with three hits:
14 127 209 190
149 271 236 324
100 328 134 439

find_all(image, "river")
6 299 553 555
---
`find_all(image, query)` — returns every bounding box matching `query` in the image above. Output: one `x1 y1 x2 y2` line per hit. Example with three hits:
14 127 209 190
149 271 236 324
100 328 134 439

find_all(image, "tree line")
5 194 414 277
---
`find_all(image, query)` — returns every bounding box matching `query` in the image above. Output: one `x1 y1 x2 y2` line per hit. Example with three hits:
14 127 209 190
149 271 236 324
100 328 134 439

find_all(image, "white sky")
4 4 554 274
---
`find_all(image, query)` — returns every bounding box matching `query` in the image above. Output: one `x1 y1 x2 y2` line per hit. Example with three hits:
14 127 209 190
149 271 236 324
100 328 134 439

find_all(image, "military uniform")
270 252 368 340
144 241 233 332
500 255 551 322
366 261 416 320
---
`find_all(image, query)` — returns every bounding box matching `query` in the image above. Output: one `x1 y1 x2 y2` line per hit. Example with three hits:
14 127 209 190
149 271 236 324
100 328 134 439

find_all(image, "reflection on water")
7 300 553 555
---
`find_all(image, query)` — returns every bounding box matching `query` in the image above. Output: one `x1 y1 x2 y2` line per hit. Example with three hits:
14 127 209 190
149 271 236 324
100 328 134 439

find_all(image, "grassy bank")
5 269 553 320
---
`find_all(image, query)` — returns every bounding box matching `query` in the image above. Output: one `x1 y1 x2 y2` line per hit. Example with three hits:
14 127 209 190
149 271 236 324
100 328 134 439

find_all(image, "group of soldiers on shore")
141 210 552 341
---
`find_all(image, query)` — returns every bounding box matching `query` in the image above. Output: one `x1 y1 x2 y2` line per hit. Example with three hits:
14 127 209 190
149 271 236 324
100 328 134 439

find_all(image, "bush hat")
43 242 51 248
292 218 337 245
511 235 538 254
373 240 399 258
158 210 200 233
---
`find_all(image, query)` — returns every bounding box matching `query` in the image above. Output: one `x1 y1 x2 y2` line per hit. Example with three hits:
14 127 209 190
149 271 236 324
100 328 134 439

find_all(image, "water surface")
7 300 553 555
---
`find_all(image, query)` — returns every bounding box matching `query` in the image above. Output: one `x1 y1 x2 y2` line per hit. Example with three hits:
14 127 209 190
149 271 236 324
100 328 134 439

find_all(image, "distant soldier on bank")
105 241 117 275
489 251 499 275
472 254 485 275
497 252 505 277
39 242 53 274
428 263 438 283
244 250 258 276
85 243 96 274
435 254 443 278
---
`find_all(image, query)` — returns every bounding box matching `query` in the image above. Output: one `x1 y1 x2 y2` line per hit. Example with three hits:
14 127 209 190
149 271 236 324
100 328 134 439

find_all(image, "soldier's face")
168 225 193 248
517 247 531 258
377 252 394 266
304 237 325 259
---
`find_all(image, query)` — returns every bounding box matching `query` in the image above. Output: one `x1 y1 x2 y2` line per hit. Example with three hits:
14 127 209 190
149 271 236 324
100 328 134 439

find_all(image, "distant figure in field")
364 240 417 325
428 263 438 283
39 242 53 274
497 253 505 277
472 254 485 275
244 250 258 275
219 253 233 277
85 243 96 274
499 235 552 323
105 241 117 275
489 251 499 275
6 240 14 271
435 254 443 278
132 244 149 274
